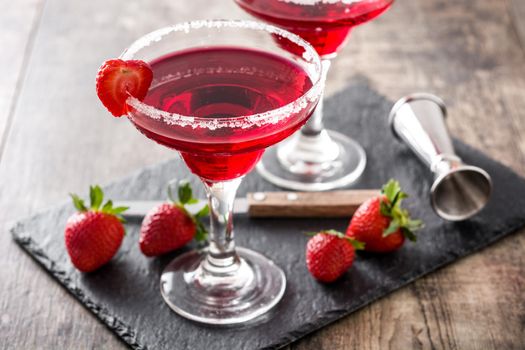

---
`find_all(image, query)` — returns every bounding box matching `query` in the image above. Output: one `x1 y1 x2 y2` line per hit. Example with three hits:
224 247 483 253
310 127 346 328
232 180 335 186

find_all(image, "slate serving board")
11 82 525 350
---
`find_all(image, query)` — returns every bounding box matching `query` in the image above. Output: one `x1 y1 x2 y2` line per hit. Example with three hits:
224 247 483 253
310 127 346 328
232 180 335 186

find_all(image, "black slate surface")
11 82 525 350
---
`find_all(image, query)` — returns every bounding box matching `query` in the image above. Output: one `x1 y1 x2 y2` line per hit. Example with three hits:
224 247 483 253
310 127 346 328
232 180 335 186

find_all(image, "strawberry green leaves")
306 229 365 250
379 179 423 241
89 185 104 209
168 180 209 242
195 205 210 218
194 220 208 242
176 180 200 205
168 180 200 206
70 185 128 222
70 194 88 212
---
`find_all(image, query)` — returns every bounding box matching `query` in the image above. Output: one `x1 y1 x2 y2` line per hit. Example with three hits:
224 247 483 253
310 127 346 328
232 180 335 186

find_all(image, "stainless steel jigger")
389 93 492 221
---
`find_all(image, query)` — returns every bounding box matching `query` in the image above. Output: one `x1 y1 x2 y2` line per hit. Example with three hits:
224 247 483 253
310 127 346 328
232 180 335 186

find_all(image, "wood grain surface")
0 0 44 158
0 0 524 349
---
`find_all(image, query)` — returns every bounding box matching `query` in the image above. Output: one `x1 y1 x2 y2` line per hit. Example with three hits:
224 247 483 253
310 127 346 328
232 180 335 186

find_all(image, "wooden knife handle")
247 189 380 218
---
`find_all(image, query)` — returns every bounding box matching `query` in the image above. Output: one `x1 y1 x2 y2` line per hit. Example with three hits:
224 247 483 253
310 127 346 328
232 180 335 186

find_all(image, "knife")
117 189 379 219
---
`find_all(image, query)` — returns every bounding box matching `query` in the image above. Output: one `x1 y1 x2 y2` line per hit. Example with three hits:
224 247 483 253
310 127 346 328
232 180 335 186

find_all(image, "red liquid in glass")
236 0 393 57
130 47 314 181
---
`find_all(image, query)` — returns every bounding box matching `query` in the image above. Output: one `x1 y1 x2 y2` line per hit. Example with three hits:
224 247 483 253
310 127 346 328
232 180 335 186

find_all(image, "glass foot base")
160 247 286 325
256 130 366 191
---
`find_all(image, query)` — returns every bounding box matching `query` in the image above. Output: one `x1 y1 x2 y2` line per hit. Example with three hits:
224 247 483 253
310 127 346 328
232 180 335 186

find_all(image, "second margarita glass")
236 0 395 191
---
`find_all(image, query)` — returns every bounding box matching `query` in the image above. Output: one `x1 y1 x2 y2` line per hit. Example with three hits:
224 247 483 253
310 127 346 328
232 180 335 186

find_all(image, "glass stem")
202 178 242 271
301 59 331 136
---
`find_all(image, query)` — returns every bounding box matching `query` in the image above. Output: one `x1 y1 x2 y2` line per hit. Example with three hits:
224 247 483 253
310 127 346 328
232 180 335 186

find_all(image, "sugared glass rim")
120 19 323 129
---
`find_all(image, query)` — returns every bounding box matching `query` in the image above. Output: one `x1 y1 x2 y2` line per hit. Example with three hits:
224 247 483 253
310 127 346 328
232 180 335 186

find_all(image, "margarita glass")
235 0 394 191
121 20 322 325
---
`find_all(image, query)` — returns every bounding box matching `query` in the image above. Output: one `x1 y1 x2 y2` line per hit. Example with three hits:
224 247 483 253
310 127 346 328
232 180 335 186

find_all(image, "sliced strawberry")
96 59 153 117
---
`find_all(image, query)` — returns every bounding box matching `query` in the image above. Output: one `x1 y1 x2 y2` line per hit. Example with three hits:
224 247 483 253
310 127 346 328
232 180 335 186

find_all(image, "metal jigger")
389 93 492 221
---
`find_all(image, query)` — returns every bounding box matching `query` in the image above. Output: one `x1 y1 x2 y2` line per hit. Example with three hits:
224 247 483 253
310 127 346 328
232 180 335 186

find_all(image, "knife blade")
117 189 379 219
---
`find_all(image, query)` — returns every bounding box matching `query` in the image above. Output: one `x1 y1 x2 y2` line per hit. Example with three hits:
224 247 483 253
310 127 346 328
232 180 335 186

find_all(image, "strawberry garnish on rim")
96 59 153 117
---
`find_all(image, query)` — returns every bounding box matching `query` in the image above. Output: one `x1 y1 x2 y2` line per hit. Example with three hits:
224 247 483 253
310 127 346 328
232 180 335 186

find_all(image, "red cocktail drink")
236 0 393 57
131 47 313 181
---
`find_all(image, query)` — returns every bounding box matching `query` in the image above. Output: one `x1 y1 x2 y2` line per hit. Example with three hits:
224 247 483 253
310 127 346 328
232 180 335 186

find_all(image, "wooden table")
1 0 524 349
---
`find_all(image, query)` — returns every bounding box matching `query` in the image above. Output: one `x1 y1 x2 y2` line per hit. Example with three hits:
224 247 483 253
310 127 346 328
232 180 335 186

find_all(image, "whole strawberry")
347 180 423 253
139 181 208 257
306 230 364 283
65 186 128 272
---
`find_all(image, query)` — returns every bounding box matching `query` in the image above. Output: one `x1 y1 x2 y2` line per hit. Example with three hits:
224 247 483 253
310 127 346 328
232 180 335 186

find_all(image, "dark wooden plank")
0 0 524 349
0 0 44 155
509 0 525 51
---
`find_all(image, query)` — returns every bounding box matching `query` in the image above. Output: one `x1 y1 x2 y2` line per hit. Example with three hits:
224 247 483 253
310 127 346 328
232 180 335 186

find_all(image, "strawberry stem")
168 179 209 242
178 180 193 205
70 194 88 212
89 185 104 210
380 179 423 241
308 230 365 250
70 186 128 223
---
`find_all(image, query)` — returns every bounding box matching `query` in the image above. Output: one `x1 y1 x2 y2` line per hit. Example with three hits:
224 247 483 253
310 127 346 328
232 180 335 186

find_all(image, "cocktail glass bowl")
121 20 323 325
